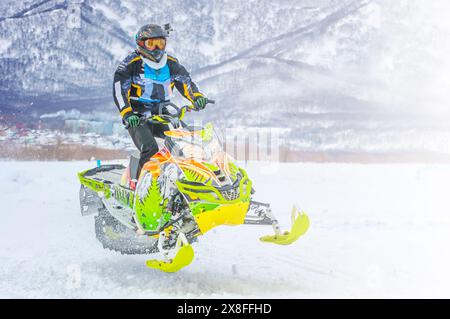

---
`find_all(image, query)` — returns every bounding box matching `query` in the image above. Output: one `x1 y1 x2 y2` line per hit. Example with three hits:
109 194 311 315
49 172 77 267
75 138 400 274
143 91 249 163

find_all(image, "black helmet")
136 24 169 63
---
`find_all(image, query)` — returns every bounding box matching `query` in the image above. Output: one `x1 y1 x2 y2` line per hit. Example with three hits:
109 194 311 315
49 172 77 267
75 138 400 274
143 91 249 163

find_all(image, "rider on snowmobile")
113 23 208 178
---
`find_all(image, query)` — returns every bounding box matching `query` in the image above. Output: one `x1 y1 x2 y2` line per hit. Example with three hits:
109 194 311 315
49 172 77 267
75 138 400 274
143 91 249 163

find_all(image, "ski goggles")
143 38 166 51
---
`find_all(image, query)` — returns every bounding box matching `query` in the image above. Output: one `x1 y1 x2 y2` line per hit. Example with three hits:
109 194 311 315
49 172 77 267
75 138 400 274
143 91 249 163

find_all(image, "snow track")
1 161 450 298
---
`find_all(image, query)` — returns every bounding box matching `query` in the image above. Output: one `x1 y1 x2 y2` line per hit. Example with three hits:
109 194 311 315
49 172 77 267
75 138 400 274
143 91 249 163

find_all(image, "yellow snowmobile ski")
260 206 310 245
146 233 195 273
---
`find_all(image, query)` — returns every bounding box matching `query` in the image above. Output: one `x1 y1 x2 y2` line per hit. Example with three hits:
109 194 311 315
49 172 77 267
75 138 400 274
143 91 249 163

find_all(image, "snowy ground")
1 160 450 298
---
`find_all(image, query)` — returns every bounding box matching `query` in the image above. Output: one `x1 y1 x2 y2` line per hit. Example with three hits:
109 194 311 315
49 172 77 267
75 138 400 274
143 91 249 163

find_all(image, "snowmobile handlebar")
124 99 215 129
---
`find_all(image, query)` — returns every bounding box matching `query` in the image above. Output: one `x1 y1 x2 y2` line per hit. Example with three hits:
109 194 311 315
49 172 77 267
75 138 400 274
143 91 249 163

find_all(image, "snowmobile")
77 100 309 272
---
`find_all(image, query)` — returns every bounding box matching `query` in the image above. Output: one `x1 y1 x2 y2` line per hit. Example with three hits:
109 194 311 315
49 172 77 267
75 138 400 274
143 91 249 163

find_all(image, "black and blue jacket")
113 50 204 119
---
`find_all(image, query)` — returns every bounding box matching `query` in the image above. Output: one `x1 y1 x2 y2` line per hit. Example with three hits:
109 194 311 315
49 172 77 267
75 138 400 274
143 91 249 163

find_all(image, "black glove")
193 96 208 110
124 114 140 128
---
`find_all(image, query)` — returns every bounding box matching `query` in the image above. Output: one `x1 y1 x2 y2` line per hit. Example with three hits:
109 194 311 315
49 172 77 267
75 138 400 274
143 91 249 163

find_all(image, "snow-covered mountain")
1 0 450 155
0 0 344 110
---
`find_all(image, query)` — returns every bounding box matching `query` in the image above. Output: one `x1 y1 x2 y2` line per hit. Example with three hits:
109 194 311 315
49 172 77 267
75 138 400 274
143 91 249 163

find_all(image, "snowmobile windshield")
164 123 223 163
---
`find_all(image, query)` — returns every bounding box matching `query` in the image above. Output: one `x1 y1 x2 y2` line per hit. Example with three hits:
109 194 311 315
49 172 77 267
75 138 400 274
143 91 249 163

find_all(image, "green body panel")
134 177 170 231
78 170 111 199
202 162 219 172
182 168 212 185
227 162 240 179
188 202 220 216
176 168 252 213
78 170 135 206
78 164 252 230
200 122 214 142
113 185 134 208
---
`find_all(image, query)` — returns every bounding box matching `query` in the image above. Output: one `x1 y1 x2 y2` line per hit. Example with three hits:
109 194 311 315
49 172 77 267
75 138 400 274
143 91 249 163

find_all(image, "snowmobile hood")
176 166 252 204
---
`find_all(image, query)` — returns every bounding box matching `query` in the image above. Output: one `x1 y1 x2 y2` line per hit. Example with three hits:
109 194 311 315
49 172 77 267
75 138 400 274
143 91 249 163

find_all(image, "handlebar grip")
124 99 215 128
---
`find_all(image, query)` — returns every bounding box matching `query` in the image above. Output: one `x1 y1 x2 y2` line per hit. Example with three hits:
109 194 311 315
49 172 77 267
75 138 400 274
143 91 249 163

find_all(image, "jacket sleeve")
113 56 134 118
169 56 204 103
